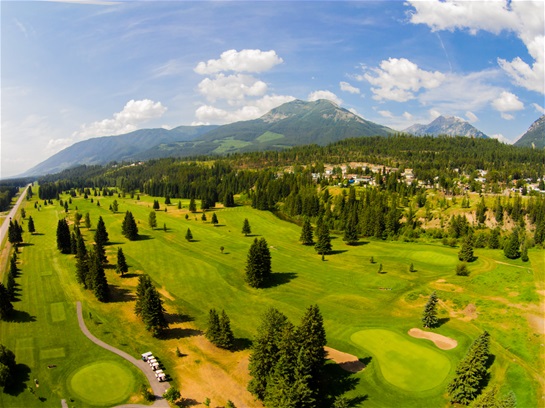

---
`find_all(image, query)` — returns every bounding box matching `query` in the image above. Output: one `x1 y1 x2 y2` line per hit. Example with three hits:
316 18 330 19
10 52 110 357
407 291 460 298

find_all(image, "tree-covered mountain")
22 125 216 176
137 99 394 159
514 115 545 149
24 99 394 176
404 115 488 139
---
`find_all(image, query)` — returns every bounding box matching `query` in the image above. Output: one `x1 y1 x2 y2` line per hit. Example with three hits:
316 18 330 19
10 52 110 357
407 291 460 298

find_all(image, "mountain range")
403 115 488 138
22 99 543 177
514 115 545 149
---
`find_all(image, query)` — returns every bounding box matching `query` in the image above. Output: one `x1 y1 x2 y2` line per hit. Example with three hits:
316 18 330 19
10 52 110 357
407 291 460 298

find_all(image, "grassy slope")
2 191 543 407
0 196 148 408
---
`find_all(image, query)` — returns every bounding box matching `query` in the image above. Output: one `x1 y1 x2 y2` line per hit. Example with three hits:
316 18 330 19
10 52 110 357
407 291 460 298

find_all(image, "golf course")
1 187 543 407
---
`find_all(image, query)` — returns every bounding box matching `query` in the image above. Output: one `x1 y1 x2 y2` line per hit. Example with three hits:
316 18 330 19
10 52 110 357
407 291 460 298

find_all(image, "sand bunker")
324 346 365 373
408 328 458 350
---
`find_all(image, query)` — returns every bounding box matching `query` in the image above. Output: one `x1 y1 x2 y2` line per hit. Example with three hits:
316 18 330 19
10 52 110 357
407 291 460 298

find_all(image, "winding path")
76 302 171 407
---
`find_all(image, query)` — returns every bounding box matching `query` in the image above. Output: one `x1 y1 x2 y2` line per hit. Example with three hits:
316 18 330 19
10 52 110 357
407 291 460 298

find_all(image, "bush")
140 384 154 402
163 387 181 403
456 262 470 276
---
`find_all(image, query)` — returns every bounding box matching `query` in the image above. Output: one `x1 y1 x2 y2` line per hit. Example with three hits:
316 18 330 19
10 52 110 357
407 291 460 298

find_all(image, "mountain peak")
404 115 488 139
514 115 545 148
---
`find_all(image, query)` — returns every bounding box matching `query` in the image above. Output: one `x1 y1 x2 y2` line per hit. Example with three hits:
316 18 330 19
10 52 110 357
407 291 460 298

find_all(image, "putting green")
68 360 135 405
351 329 451 392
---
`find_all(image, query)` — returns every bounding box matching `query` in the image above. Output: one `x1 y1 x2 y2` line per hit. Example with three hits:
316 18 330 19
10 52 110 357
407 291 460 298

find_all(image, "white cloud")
73 99 167 139
197 74 268 103
378 110 394 118
194 49 283 75
194 94 295 125
491 91 524 118
533 103 545 115
308 90 342 105
490 133 512 144
407 0 544 94
402 112 413 121
340 81 360 94
152 59 187 78
360 58 445 102
429 109 442 120
465 111 478 123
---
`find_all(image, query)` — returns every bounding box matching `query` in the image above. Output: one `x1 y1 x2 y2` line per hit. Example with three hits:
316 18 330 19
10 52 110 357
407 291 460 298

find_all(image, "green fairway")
68 360 135 405
351 329 452 392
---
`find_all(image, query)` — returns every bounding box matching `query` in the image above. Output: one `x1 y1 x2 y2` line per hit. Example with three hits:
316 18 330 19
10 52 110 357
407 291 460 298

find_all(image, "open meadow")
1 189 543 407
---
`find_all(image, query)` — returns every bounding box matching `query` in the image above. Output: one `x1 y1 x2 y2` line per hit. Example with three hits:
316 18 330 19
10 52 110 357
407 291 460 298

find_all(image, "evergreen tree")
314 218 332 255
94 216 109 246
211 213 218 225
245 238 271 288
153 200 160 210
201 213 207 222
8 220 23 247
0 344 16 388
177 201 182 209
27 216 35 234
75 239 89 287
185 228 193 241
164 195 171 205
122 211 139 240
89 248 109 302
218 310 235 350
520 242 529 262
141 286 169 337
223 191 235 207
503 230 520 259
296 304 327 391
135 275 152 316
84 212 91 228
458 236 475 262
488 228 501 249
422 291 439 328
70 231 78 255
242 218 251 236
6 270 16 300
116 247 129 276
111 199 119 212
56 219 71 254
0 283 14 321
299 217 314 246
248 308 289 400
189 198 197 212
447 331 491 405
148 211 157 229
343 213 359 245
206 308 221 345
95 239 107 264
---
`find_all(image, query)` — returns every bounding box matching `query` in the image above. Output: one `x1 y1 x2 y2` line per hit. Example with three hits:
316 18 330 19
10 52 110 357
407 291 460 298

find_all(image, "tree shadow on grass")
2 363 30 396
347 241 369 247
137 235 153 241
436 317 450 328
108 285 135 303
232 337 252 351
265 272 297 288
106 241 124 246
178 398 199 407
17 243 34 247
165 312 194 324
121 272 141 279
329 249 348 255
8 310 36 323
161 327 203 340
320 362 363 407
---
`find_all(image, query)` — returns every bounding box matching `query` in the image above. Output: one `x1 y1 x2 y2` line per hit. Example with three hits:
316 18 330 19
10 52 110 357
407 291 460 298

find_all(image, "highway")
0 184 31 247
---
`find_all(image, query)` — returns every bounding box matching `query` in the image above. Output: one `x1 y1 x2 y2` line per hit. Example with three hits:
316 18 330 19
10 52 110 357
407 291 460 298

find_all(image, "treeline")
0 186 19 212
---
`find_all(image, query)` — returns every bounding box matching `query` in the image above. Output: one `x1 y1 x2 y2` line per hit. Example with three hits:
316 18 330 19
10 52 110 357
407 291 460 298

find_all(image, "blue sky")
1 0 544 178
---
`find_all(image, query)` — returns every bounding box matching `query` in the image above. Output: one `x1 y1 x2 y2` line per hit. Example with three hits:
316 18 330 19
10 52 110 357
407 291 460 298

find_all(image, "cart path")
76 301 171 407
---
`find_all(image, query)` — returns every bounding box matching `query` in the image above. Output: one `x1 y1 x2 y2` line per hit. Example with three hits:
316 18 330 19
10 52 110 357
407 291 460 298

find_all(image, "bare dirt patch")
324 346 365 373
158 286 175 301
527 314 545 335
408 328 458 350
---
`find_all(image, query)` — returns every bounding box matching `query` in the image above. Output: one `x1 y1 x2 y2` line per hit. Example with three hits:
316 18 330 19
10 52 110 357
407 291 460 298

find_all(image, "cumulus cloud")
340 81 360 94
378 110 394 118
308 90 343 105
194 49 283 75
359 58 445 102
194 94 296 125
198 74 268 103
490 133 512 144
492 91 524 119
73 99 167 139
407 0 544 94
465 111 478 123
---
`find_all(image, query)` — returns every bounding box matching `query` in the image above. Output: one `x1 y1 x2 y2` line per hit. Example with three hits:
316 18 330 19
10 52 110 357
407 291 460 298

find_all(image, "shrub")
456 262 470 276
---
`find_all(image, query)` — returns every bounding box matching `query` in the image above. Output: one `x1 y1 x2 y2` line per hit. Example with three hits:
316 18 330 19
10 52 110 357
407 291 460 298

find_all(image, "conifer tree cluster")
447 331 491 405
245 237 271 288
27 216 35 234
7 220 23 247
421 291 439 328
299 217 314 245
7 254 18 300
503 230 520 259
314 217 332 255
56 219 71 254
0 283 14 321
205 309 235 350
134 275 169 337
0 344 16 388
122 211 139 240
248 305 327 406
458 236 475 262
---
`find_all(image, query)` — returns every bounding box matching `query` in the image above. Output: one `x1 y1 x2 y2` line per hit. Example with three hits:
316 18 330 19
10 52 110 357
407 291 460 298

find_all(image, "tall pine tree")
299 217 314 246
122 211 139 240
245 238 271 288
422 291 439 328
0 283 14 321
56 219 71 254
116 247 129 276
94 216 109 246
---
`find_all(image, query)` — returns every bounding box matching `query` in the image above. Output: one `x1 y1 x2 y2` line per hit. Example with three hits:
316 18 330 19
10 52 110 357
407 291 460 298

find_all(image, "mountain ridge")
403 115 489 139
514 115 545 148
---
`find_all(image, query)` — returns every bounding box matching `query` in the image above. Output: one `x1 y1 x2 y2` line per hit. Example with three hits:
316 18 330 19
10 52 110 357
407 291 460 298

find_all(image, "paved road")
76 302 171 407
0 184 30 246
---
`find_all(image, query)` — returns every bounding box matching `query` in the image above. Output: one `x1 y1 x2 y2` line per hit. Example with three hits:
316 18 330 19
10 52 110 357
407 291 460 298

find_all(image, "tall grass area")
2 190 543 407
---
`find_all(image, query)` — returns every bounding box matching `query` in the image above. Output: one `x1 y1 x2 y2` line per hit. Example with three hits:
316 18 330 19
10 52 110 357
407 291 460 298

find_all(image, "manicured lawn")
350 329 452 392
2 189 542 407
68 360 135 405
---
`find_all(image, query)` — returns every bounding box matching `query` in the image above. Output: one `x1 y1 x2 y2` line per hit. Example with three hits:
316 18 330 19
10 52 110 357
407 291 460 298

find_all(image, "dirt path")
76 302 170 407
